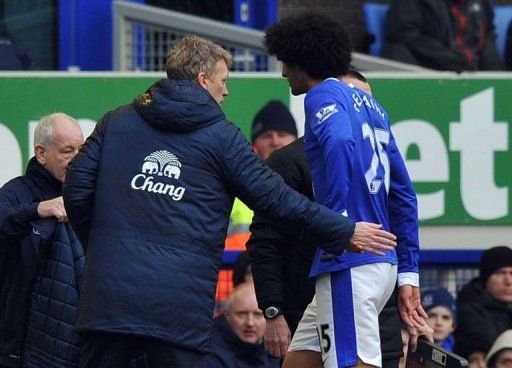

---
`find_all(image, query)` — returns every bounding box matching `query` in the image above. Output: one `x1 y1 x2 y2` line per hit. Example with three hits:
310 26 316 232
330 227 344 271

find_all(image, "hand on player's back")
348 222 397 256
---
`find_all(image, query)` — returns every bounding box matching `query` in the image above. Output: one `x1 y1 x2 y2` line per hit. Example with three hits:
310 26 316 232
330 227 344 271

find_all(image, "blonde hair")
165 35 232 80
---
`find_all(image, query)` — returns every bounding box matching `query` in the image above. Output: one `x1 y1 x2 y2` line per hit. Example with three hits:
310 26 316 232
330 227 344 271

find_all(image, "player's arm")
387 130 427 326
307 93 354 215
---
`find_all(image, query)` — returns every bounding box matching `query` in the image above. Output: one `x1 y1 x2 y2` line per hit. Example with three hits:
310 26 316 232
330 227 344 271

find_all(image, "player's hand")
398 285 429 329
37 197 67 222
348 222 396 256
407 323 434 352
264 314 291 358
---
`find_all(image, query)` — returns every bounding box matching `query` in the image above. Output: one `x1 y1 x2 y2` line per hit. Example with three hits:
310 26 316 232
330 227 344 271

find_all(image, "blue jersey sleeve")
308 93 354 215
388 130 419 274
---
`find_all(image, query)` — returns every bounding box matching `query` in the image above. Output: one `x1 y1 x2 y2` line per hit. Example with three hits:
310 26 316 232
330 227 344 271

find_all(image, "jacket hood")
133 78 225 132
486 330 512 367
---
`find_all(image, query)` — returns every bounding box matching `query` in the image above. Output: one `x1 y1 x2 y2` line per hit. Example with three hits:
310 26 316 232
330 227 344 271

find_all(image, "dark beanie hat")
251 100 297 143
479 246 512 283
421 288 456 317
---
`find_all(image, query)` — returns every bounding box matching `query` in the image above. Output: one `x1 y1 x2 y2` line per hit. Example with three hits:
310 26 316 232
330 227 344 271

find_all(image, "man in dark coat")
207 283 280 368
455 246 512 363
382 0 503 71
0 113 85 368
63 35 397 368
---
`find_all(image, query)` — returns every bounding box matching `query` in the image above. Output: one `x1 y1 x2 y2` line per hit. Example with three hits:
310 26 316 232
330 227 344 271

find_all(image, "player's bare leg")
282 350 323 368
355 358 378 368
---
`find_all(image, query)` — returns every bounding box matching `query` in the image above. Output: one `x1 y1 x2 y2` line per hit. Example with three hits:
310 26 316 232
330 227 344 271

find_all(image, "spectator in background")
217 101 298 312
251 100 297 161
0 113 84 367
0 22 30 70
382 0 503 72
455 246 512 365
486 330 512 368
421 288 456 351
207 283 280 368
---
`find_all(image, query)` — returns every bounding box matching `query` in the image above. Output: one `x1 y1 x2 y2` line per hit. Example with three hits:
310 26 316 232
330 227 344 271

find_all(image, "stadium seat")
363 2 389 56
493 5 512 57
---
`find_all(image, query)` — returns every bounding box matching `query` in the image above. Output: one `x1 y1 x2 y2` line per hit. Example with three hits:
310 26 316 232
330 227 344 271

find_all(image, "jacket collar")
26 156 62 199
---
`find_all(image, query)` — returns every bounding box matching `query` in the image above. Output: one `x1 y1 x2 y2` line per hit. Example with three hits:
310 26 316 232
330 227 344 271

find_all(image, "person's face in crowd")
494 349 512 368
35 118 84 183
486 267 512 303
224 287 266 344
468 351 486 368
253 130 296 160
203 58 229 105
282 63 310 96
426 306 454 342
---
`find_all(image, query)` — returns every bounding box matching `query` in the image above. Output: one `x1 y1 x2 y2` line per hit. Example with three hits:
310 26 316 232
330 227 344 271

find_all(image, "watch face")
265 306 279 319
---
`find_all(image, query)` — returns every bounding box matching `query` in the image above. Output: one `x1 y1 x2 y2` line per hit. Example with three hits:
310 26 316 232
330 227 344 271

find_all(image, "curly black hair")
264 12 352 80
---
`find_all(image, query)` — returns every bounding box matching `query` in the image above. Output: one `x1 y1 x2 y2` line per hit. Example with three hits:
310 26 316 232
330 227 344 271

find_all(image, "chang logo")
315 104 338 124
131 150 186 201
142 150 182 179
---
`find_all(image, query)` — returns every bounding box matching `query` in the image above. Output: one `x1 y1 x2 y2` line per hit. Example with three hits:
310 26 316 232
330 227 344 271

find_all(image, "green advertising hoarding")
0 73 511 229
369 77 511 226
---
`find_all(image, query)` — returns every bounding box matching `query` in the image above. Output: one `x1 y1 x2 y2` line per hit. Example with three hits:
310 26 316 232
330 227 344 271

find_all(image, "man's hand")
407 323 434 352
264 314 291 358
37 196 67 222
348 222 397 256
398 285 428 328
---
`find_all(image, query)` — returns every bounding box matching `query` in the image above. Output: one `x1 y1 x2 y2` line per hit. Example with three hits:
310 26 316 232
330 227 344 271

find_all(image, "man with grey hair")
0 113 84 367
64 35 396 367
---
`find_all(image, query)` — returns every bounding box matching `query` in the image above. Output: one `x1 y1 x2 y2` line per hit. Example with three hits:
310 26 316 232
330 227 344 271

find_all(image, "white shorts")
289 263 397 368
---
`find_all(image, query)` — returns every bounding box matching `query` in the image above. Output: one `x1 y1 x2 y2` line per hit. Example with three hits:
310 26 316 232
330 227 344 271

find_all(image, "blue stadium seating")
493 5 512 58
363 2 389 56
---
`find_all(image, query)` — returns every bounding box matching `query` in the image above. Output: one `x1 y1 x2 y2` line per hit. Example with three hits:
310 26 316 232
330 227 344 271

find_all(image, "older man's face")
38 118 84 183
486 266 512 303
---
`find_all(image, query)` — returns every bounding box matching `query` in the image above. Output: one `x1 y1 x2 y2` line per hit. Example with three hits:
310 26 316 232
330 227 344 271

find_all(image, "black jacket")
64 79 356 353
206 315 280 368
247 139 403 360
248 139 315 333
454 277 512 358
382 0 503 71
0 158 84 368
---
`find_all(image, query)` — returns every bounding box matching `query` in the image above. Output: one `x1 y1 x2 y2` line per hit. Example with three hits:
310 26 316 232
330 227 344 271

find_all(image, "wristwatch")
264 306 283 320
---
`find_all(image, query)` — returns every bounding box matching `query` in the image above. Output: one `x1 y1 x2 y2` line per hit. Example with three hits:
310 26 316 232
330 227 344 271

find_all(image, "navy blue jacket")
63 79 355 353
0 158 84 368
206 315 280 368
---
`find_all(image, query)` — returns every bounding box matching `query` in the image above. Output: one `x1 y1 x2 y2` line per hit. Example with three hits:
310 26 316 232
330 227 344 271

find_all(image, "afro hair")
264 12 352 80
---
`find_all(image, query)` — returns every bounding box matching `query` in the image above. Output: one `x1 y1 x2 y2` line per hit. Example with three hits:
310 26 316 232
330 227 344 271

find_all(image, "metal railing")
113 1 275 72
113 1 431 73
